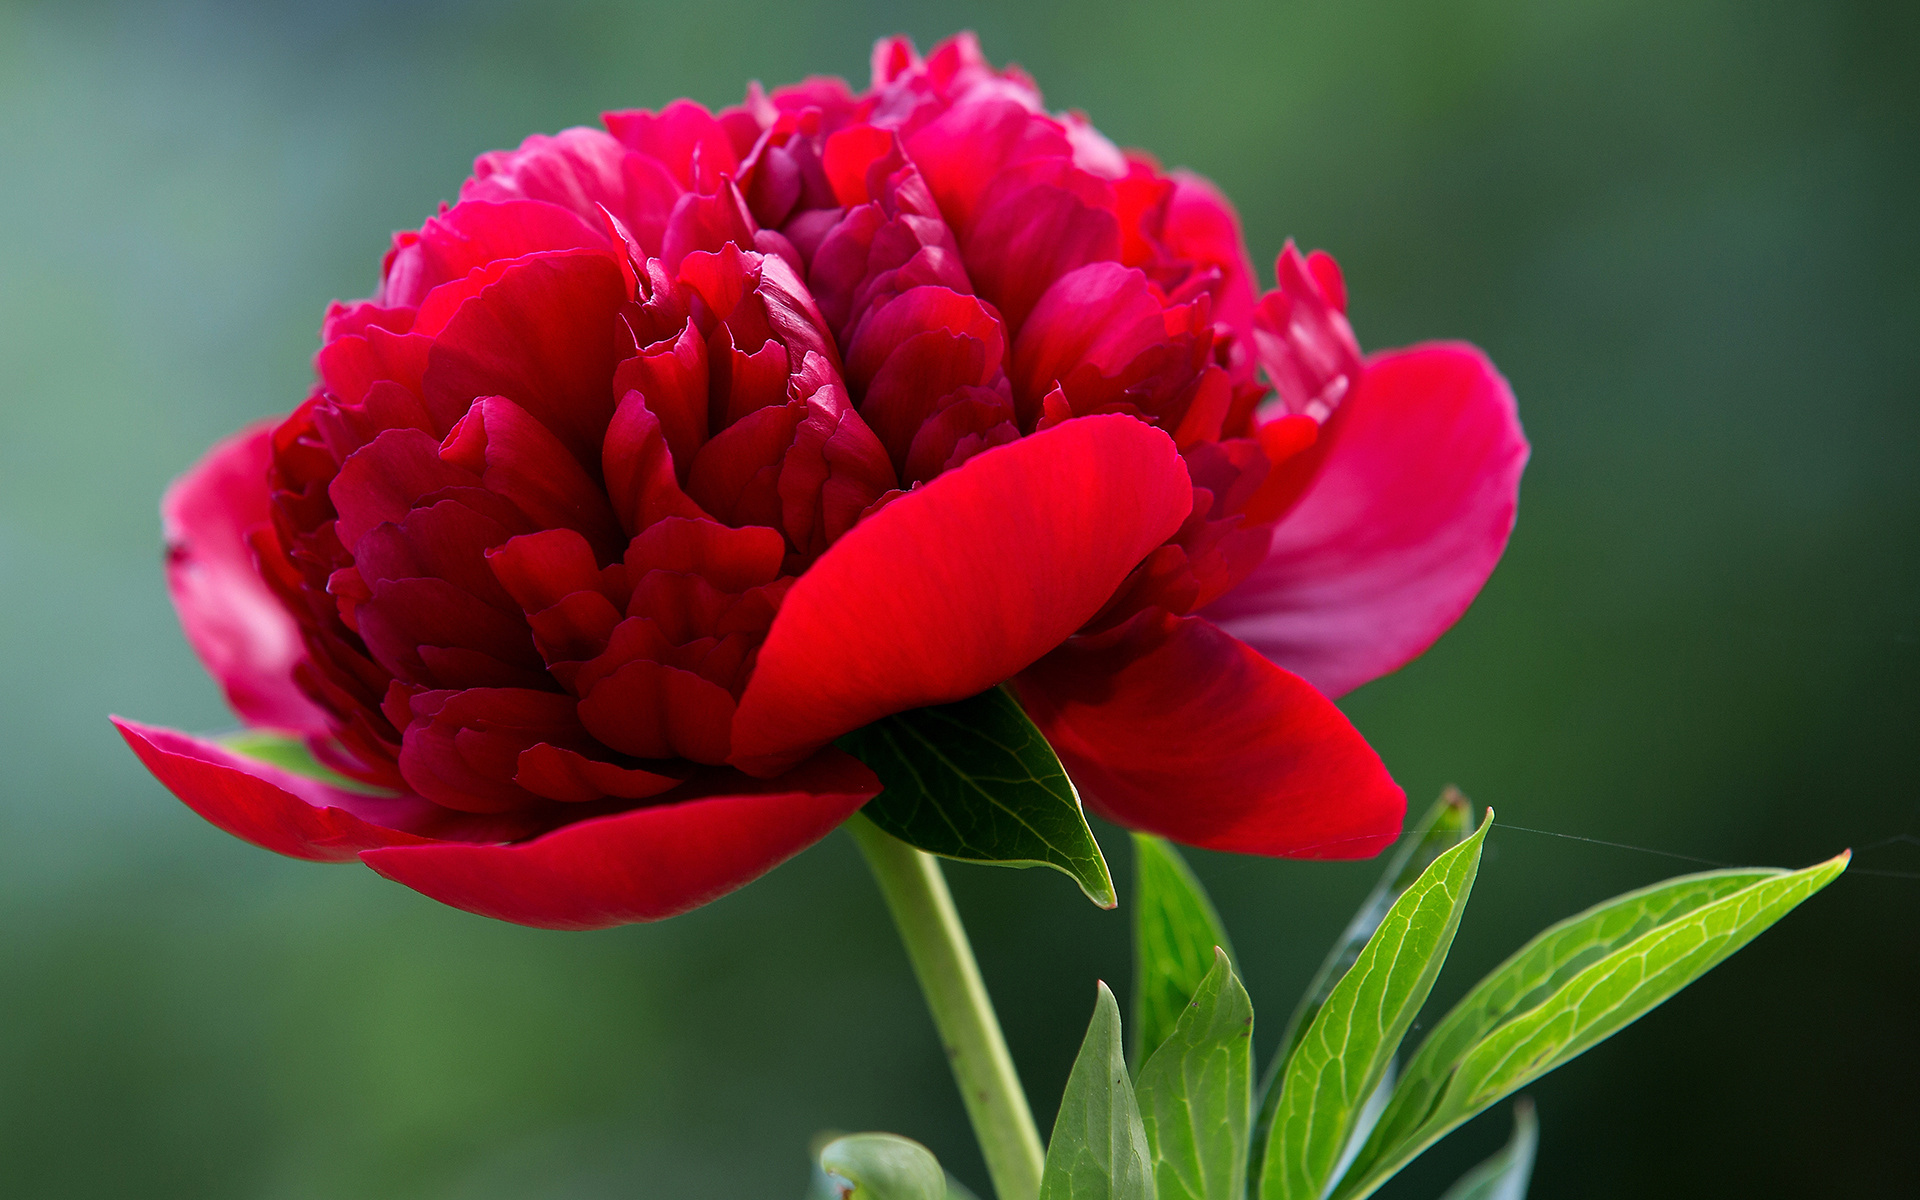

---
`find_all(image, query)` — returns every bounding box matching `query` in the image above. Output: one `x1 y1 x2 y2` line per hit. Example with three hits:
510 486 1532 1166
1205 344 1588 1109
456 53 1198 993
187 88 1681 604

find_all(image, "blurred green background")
2 0 1914 1195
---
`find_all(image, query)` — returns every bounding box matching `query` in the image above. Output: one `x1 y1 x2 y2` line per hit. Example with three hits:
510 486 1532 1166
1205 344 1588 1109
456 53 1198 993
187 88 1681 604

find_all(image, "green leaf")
814 1133 949 1200
1131 834 1236 1069
1277 790 1474 1071
1324 1063 1395 1196
839 686 1116 907
1042 982 1154 1200
217 731 385 793
1250 792 1471 1186
1354 864 1771 1170
1258 811 1491 1200
1435 1101 1536 1200
1135 947 1254 1200
1334 851 1849 1200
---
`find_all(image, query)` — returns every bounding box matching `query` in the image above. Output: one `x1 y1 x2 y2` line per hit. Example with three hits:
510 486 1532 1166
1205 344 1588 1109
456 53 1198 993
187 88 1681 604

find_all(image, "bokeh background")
2 0 1915 1195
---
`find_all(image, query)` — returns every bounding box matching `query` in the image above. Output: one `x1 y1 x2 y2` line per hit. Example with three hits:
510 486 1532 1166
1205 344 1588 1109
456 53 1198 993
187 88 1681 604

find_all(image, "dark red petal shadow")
162 421 330 734
359 750 879 930
729 414 1193 775
1014 612 1405 860
1205 343 1528 698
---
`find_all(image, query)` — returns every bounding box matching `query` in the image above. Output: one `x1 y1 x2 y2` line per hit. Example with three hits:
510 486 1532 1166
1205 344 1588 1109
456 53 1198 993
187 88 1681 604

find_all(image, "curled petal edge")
1208 342 1528 698
360 751 880 929
119 719 880 929
114 717 442 861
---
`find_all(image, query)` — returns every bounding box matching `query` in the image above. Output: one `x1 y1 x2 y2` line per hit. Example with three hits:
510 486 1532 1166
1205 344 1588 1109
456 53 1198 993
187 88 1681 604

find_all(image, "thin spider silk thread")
1496 823 1731 868
1495 820 1920 881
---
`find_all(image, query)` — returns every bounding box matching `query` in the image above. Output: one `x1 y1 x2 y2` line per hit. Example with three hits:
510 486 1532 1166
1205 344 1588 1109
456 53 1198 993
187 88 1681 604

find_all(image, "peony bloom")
118 33 1526 930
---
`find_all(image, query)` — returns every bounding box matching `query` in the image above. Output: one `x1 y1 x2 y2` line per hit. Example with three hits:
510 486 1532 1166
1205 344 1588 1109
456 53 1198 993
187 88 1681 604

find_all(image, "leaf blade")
1275 791 1474 1071
1135 947 1255 1200
815 1132 949 1200
1249 791 1473 1188
1042 983 1154 1200
1131 834 1236 1069
1335 851 1848 1200
840 686 1116 907
1357 864 1777 1170
1258 812 1491 1200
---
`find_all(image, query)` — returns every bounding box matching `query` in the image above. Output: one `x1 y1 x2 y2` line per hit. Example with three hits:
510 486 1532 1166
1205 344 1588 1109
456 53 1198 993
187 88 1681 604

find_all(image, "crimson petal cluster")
119 34 1528 929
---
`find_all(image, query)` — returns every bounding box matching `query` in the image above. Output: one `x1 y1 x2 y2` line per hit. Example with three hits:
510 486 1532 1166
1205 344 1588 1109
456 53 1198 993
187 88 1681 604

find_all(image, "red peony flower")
118 33 1527 930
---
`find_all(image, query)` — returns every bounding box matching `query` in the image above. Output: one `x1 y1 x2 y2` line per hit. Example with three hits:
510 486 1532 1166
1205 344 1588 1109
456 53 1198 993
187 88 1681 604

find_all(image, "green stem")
847 812 1047 1200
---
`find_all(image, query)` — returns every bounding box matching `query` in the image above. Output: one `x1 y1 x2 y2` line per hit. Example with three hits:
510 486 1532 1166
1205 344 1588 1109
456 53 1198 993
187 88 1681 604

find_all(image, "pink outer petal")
359 751 880 930
729 414 1194 775
1014 612 1405 860
162 421 330 733
1204 342 1528 698
114 718 456 861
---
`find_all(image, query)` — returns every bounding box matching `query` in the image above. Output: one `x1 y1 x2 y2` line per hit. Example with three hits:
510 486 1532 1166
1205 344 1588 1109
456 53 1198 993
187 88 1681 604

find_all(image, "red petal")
660 184 759 270
162 421 330 733
625 516 786 591
905 98 1069 238
602 100 741 190
526 590 625 673
964 158 1121 333
845 285 1003 393
858 329 995 469
356 576 544 689
1011 261 1172 422
113 718 509 860
396 687 584 812
602 391 710 536
316 324 431 409
822 124 898 206
871 35 917 87
358 750 880 929
775 383 898 561
329 428 483 551
1162 171 1260 341
729 413 1193 774
1013 612 1404 859
686 401 800 529
461 127 635 227
440 396 627 558
514 743 686 803
577 658 736 764
1252 242 1362 423
420 250 628 466
488 528 607 614
1204 343 1528 698
384 200 607 309
902 391 1018 484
